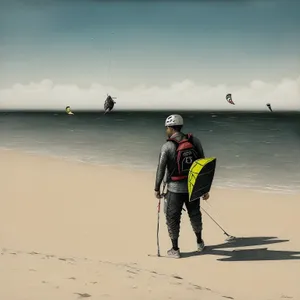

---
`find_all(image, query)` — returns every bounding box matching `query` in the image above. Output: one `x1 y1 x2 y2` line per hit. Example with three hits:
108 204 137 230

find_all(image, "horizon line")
0 109 299 114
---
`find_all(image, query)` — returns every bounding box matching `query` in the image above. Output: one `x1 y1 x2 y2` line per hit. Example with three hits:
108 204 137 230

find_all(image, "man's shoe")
167 248 181 258
197 240 205 252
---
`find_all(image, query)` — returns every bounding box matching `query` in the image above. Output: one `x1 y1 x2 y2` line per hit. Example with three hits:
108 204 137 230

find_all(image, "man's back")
155 131 205 193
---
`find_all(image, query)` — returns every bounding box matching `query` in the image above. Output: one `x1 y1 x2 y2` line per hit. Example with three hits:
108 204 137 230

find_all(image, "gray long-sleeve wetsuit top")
154 131 205 194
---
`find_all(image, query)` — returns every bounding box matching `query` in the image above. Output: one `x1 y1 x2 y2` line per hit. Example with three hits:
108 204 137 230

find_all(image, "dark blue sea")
1 111 300 194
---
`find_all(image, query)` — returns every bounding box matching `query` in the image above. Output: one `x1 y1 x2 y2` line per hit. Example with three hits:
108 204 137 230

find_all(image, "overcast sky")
0 0 299 110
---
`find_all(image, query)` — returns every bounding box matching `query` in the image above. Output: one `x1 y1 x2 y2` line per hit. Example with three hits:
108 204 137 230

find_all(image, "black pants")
164 191 202 240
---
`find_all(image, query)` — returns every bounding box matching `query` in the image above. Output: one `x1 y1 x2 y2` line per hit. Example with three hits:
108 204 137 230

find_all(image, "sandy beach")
1 149 300 300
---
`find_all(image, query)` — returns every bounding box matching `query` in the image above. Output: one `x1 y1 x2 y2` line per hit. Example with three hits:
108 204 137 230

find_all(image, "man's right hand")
154 191 162 199
202 193 210 200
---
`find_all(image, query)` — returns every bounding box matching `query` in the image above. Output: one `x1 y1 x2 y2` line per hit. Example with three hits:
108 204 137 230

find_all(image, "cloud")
0 76 299 111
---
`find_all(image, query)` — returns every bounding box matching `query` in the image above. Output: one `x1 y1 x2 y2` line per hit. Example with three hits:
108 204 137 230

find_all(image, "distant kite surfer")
226 93 235 105
65 106 74 115
266 103 273 112
104 95 117 114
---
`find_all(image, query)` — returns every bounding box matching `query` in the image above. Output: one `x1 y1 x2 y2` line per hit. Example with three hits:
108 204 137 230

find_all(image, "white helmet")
165 114 184 127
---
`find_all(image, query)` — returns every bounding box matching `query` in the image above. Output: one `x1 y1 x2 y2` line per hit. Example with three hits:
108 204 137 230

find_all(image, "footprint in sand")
127 270 137 275
75 293 91 298
192 284 202 290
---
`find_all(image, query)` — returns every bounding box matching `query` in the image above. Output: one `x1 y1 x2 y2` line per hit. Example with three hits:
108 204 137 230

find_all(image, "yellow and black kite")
188 157 217 202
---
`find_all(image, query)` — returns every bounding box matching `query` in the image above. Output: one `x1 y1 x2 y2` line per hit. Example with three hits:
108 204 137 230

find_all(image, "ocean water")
1 111 300 194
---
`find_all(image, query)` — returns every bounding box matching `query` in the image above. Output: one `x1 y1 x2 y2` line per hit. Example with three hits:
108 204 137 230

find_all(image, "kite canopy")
65 106 74 115
266 103 273 112
226 93 235 105
188 157 217 202
104 95 117 114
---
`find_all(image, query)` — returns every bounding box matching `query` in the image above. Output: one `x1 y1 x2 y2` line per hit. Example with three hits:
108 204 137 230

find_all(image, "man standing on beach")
154 114 209 259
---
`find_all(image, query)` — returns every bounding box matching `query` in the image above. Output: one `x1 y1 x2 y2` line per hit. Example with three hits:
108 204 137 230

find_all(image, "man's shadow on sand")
180 236 300 261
